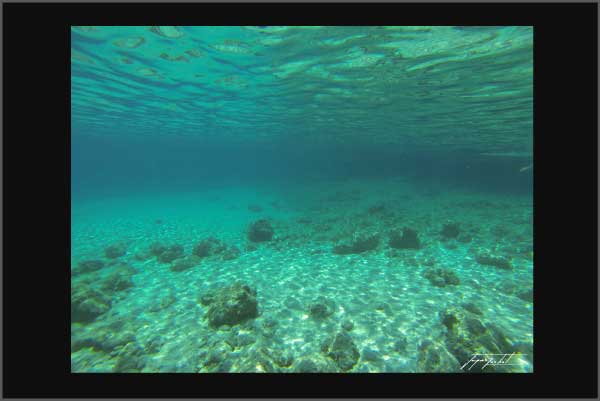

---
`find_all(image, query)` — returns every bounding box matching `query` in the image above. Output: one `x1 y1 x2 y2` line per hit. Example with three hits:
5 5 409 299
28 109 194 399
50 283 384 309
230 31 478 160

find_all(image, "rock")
75 259 105 274
461 302 483 315
423 267 460 287
245 243 258 252
389 228 421 249
308 296 335 319
193 237 227 258
71 287 111 323
293 357 337 373
441 222 460 239
170 255 201 272
475 253 512 270
105 242 127 259
273 350 294 368
149 242 167 256
113 343 146 372
157 244 184 263
362 347 382 362
247 219 274 242
394 336 408 353
100 268 134 293
341 319 354 331
222 245 241 261
202 283 259 328
332 231 380 255
327 331 360 371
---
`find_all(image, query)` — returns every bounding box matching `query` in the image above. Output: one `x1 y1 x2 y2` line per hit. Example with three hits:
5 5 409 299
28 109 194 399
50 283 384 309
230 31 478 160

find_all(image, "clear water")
71 26 533 373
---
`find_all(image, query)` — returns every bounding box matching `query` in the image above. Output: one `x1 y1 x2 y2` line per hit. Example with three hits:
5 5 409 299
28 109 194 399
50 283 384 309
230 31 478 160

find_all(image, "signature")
461 353 526 370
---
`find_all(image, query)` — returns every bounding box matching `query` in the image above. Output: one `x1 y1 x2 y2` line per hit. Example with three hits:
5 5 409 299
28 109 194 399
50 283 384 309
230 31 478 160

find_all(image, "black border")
3 2 598 399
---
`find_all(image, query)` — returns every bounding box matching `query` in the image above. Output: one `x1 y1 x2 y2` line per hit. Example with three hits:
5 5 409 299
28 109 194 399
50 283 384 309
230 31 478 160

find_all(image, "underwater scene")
71 26 533 373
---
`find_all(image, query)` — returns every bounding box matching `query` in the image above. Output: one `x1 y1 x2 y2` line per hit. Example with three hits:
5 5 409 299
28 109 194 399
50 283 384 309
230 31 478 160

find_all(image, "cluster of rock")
71 259 136 324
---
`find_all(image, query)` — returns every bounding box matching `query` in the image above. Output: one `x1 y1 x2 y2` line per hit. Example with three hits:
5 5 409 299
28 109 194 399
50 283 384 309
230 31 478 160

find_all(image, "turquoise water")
71 26 533 373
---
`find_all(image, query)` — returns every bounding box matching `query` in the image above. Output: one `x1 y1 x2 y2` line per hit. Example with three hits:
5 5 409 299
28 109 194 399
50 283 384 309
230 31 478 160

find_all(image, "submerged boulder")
193 237 227 258
156 244 184 263
201 283 259 328
247 219 274 242
75 259 105 274
71 287 111 323
170 255 202 272
441 222 460 239
327 331 360 371
389 228 421 249
104 242 127 259
475 253 513 270
308 296 336 320
333 231 380 255
423 268 460 287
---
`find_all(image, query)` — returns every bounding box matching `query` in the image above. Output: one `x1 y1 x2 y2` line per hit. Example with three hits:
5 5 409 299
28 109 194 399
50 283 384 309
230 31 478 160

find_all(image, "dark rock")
203 283 259 328
247 219 274 242
294 358 319 373
75 259 105 274
170 255 201 272
157 244 184 263
328 331 360 371
71 287 111 323
245 243 258 252
465 317 487 336
333 231 380 255
341 319 354 331
273 350 294 368
308 296 335 319
439 309 460 331
423 268 460 287
222 245 241 261
100 269 134 293
105 242 127 259
394 336 408 353
362 347 382 362
112 342 146 372
193 237 227 258
149 242 167 256
461 302 483 315
293 357 336 373
475 253 512 270
389 228 421 249
441 222 460 239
